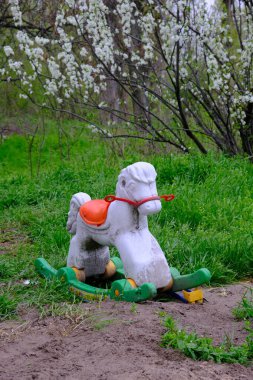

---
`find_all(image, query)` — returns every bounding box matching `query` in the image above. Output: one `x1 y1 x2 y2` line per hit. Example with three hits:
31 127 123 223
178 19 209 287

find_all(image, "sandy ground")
0 283 252 380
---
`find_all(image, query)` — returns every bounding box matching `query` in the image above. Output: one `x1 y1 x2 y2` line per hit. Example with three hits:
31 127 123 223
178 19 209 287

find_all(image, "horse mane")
118 162 157 185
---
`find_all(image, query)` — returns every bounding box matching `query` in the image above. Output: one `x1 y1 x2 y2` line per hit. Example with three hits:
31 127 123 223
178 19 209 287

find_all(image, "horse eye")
122 179 126 187
128 183 135 191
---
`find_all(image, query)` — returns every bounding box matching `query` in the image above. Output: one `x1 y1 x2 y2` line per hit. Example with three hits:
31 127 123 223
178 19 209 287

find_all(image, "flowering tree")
2 0 253 156
0 1 55 76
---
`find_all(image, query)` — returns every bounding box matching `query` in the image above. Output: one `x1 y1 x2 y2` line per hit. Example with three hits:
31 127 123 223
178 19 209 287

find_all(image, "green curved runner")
34 257 157 302
34 258 211 303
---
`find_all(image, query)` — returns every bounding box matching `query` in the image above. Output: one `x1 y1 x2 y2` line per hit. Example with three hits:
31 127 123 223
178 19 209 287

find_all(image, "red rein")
104 194 175 208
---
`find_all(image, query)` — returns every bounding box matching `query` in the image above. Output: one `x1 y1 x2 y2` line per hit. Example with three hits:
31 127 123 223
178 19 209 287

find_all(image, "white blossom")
19 93 28 99
4 46 14 57
3 0 252 147
35 36 49 46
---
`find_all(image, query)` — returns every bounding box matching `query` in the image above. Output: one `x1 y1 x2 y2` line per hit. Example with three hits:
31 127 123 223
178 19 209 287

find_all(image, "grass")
0 120 253 319
130 303 138 314
161 286 253 365
233 288 253 321
0 277 77 321
161 314 253 365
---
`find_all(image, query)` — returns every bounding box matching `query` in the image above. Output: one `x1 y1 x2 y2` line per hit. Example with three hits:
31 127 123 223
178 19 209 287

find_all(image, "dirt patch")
0 227 28 255
0 283 252 380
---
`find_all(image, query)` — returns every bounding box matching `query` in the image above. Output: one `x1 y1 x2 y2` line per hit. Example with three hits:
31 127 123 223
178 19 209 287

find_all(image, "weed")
0 294 18 321
233 288 253 321
39 302 90 321
161 315 253 365
130 303 137 313
93 319 115 330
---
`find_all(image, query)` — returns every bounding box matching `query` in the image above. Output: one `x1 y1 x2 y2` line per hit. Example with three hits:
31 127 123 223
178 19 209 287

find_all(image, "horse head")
116 162 161 216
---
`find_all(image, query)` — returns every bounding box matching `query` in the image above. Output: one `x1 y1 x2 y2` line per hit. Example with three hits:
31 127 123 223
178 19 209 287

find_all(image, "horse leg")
114 230 172 289
68 227 115 283
67 212 121 282
67 235 87 282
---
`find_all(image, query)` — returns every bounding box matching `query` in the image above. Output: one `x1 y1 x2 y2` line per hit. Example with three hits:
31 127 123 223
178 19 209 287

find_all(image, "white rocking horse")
66 162 211 292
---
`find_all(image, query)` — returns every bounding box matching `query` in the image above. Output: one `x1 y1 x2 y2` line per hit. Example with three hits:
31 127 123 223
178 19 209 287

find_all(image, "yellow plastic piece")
115 289 120 297
161 277 174 292
104 260 117 279
72 267 86 282
182 288 203 303
127 278 137 288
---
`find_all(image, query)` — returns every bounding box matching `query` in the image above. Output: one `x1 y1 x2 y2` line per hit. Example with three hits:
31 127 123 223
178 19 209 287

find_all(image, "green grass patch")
0 125 253 319
0 277 82 323
233 288 253 321
161 314 253 365
0 294 19 321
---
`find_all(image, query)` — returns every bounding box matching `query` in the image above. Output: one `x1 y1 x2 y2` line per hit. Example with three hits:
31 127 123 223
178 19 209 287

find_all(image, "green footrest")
171 268 211 292
110 280 157 302
34 258 57 279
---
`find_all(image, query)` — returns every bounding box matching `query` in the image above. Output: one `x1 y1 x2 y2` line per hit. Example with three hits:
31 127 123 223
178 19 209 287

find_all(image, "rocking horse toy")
35 162 211 302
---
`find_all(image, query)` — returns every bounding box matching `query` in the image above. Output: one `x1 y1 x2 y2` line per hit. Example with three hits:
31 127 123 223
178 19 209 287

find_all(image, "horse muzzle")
137 199 162 216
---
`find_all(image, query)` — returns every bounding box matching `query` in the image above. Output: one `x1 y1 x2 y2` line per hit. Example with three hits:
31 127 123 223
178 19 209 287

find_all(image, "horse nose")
138 200 161 215
147 203 159 210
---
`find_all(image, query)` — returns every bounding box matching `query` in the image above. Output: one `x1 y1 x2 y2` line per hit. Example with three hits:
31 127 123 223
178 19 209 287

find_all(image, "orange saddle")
79 200 110 226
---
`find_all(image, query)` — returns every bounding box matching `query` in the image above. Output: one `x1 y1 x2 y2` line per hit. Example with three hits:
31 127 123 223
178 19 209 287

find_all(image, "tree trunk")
240 100 253 158
99 80 125 124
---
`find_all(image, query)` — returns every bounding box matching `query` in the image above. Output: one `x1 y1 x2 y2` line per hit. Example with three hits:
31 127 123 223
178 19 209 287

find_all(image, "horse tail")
66 192 91 235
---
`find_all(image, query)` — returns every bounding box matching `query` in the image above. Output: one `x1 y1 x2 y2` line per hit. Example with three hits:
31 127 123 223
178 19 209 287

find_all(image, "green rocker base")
34 257 211 303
